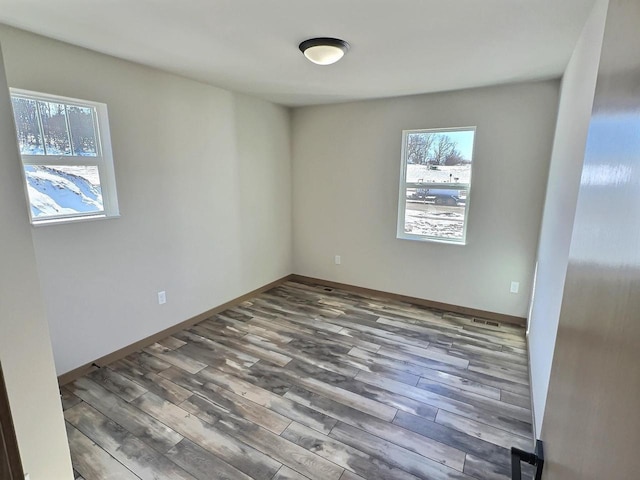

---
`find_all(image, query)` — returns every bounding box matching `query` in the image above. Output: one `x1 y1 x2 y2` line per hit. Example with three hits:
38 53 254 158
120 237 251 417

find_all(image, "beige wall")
0 44 73 478
291 81 559 318
527 0 608 438
0 25 293 375
541 0 640 477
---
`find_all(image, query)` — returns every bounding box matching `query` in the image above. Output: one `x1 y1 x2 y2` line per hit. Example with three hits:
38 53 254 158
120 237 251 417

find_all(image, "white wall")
0 44 73 479
527 0 608 438
0 25 293 375
292 81 559 318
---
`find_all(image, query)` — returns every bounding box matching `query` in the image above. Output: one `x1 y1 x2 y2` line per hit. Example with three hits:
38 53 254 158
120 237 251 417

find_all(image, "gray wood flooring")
62 281 535 480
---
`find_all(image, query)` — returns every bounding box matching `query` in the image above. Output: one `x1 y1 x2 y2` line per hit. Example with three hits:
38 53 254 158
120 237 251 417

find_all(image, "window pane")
38 101 72 155
24 165 103 219
405 130 474 184
11 97 44 155
68 105 98 156
404 187 466 239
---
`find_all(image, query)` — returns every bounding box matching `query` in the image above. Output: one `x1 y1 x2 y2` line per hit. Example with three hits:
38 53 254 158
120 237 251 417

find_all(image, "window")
10 89 119 224
397 127 475 244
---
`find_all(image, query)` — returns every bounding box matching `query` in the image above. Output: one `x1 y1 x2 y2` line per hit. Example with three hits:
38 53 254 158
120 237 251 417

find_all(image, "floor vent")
473 318 500 327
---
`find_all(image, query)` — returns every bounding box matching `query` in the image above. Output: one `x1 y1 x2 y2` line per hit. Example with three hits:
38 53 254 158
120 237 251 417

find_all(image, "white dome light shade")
299 38 350 65
303 45 345 65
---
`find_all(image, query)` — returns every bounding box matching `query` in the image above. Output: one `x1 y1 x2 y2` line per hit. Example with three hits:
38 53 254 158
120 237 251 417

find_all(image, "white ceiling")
0 0 596 106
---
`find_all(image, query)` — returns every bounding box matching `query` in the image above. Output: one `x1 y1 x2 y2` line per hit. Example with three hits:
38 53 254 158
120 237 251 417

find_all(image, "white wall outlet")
334 255 341 265
510 281 520 294
25 474 30 480
158 290 167 304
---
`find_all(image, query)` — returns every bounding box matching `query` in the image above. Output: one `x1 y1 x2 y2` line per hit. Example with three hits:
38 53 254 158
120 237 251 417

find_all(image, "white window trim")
10 88 119 225
397 126 476 245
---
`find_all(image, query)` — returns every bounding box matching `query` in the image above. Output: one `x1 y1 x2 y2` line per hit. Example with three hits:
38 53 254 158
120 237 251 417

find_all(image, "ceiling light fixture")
299 37 350 66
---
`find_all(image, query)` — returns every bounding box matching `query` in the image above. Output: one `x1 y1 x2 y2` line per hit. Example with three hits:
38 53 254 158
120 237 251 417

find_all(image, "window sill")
397 233 467 245
31 213 120 227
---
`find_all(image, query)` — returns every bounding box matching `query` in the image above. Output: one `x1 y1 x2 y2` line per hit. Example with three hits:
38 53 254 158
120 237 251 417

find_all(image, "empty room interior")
0 0 639 479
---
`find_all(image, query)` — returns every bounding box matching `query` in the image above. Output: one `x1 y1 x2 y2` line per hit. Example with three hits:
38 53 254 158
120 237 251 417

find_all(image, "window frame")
397 126 476 245
10 88 119 225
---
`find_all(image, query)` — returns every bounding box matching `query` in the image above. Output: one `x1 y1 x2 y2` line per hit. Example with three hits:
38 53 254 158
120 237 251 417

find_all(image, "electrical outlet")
334 255 341 265
510 281 520 294
158 291 167 304
25 474 31 480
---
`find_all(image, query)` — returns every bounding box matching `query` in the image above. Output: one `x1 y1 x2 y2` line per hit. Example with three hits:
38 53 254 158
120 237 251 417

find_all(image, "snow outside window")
10 89 119 224
397 127 476 244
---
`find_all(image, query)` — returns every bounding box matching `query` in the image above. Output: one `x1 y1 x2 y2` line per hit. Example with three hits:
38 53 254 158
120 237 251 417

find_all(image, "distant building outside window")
10 88 119 224
397 127 475 244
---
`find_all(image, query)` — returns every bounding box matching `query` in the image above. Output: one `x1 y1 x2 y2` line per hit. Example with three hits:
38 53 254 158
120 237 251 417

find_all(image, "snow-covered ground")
403 164 470 238
24 165 103 219
403 205 464 239
406 164 471 184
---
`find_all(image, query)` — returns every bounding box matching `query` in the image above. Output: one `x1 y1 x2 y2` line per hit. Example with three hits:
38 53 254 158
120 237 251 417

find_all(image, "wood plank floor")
62 281 535 480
